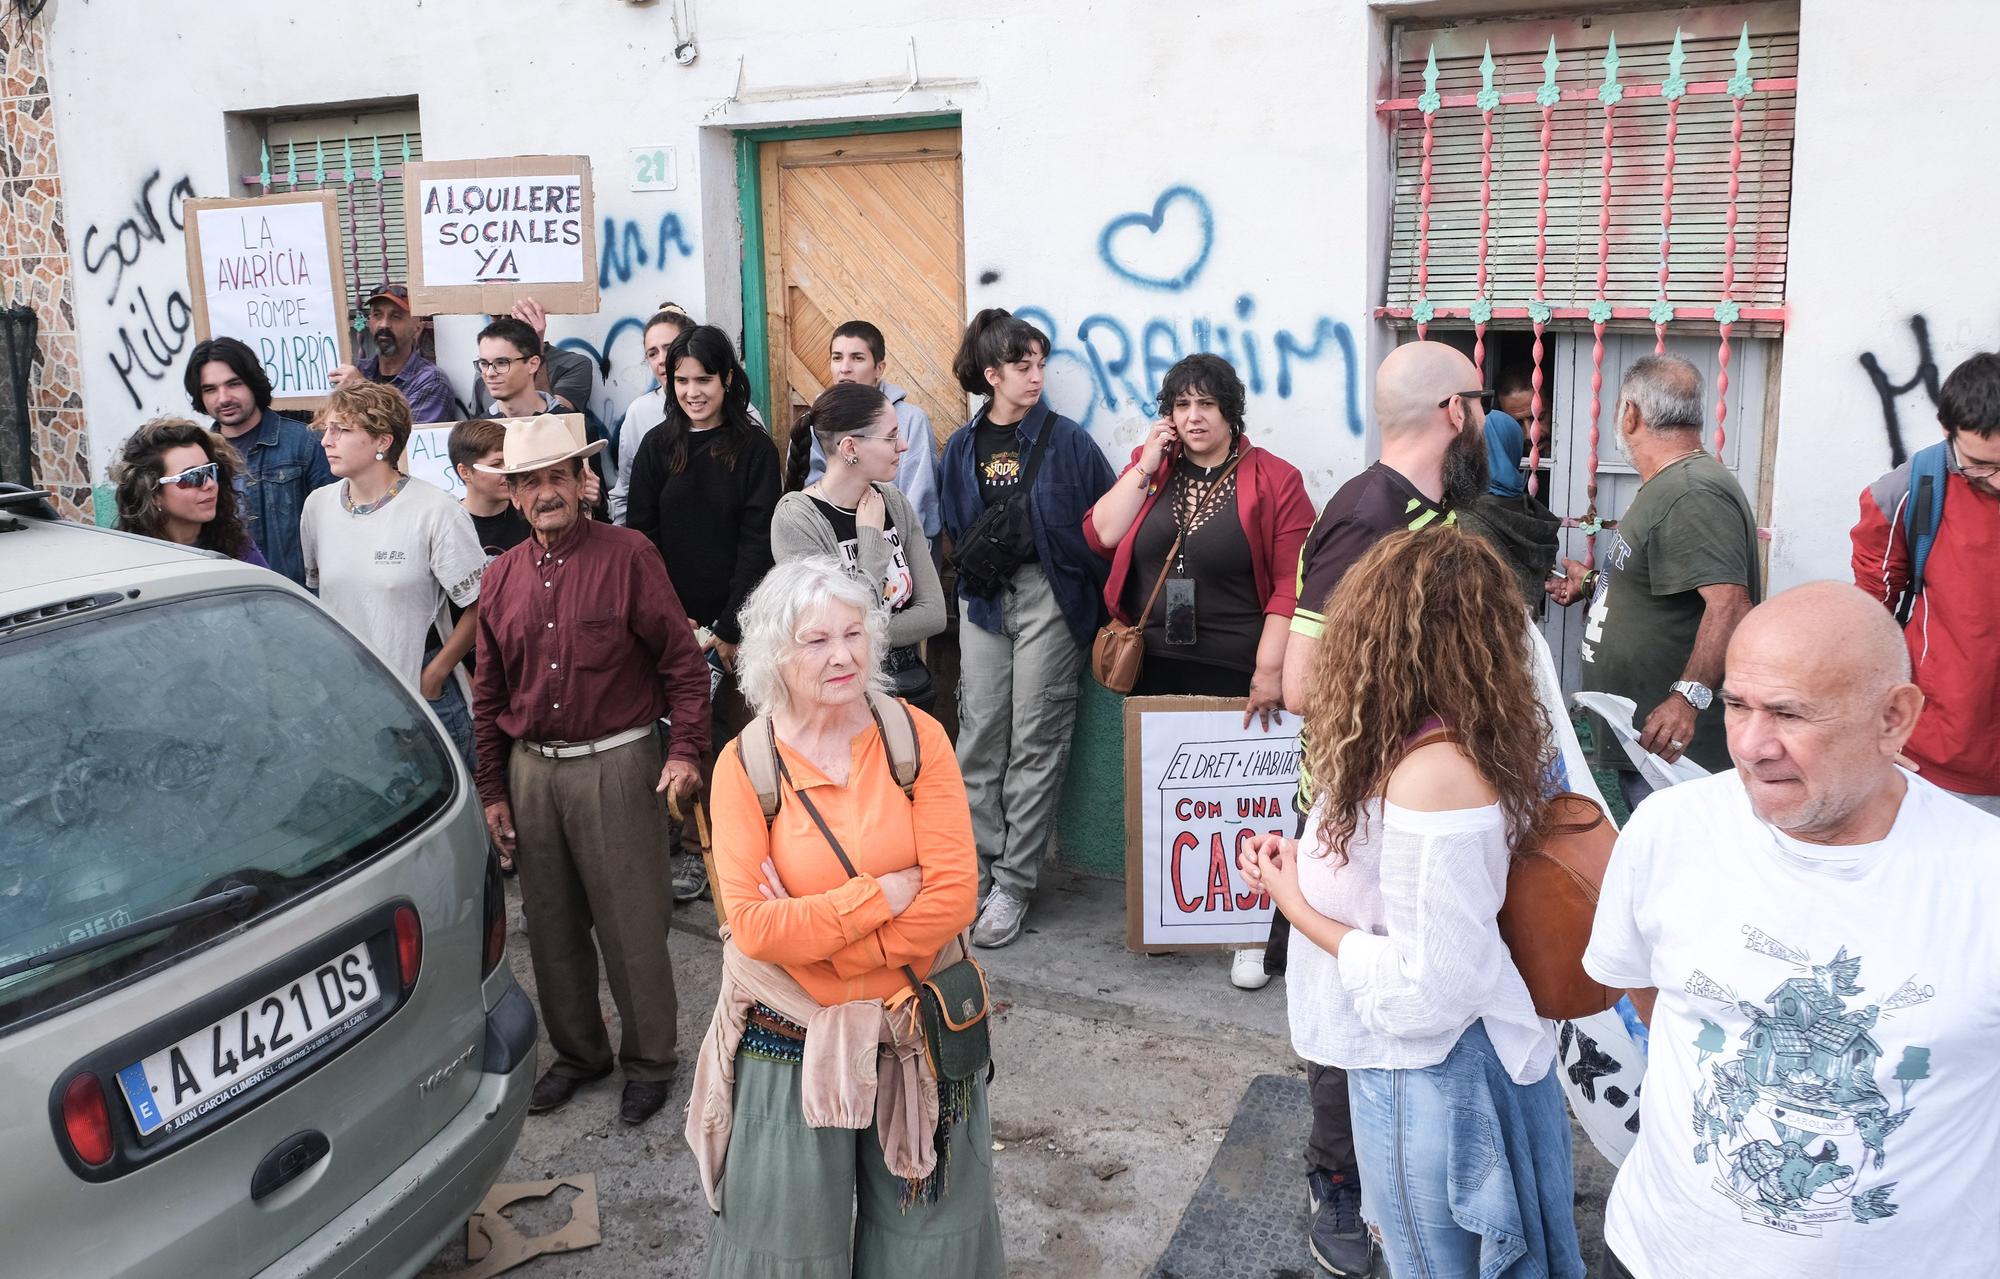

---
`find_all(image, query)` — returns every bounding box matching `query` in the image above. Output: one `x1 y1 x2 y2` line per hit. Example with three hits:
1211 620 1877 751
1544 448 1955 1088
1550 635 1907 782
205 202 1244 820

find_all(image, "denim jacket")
227 410 335 587
939 400 1117 648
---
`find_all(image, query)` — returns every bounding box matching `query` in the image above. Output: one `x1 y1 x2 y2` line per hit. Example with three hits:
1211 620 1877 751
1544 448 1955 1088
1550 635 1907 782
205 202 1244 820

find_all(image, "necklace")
342 473 409 516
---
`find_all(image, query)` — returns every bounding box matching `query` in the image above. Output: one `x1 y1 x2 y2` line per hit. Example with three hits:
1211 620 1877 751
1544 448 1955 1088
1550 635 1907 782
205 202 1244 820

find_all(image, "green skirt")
704 1050 1006 1279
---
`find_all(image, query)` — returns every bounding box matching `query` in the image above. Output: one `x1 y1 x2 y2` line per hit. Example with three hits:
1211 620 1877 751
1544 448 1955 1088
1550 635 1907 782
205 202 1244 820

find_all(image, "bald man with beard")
1270 340 1494 1275
1584 582 2000 1279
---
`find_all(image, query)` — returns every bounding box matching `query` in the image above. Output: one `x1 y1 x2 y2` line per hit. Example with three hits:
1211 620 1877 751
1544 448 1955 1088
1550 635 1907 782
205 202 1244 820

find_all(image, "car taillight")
61 1073 113 1166
393 905 422 992
482 853 506 976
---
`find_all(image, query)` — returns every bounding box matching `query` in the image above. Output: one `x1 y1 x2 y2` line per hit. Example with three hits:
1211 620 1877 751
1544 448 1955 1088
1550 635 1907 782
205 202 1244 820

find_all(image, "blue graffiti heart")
1098 186 1213 293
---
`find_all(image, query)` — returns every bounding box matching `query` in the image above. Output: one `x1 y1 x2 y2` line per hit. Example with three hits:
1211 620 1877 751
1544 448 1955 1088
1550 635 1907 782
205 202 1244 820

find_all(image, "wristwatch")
1671 679 1714 711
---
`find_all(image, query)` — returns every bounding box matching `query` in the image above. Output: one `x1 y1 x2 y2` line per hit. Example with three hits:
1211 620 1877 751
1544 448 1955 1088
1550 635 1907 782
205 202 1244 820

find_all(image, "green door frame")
734 114 962 426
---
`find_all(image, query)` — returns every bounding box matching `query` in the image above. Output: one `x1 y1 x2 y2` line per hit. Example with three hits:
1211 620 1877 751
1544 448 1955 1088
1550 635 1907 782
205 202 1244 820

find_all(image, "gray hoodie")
804 381 942 538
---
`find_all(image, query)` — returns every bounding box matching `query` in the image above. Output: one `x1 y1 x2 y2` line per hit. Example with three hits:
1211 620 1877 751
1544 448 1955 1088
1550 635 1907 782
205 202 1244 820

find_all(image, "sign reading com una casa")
1123 698 1299 951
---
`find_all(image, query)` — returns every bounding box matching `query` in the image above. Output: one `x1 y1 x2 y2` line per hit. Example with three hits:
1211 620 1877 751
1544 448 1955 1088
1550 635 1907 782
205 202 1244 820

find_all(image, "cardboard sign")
183 193 351 409
405 156 598 315
399 413 589 500
1123 697 1300 952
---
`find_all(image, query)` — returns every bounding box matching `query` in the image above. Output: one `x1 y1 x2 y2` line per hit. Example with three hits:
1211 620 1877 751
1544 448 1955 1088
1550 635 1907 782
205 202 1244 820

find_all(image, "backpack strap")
735 694 922 825
733 714 783 828
865 689 922 800
1897 440 1951 627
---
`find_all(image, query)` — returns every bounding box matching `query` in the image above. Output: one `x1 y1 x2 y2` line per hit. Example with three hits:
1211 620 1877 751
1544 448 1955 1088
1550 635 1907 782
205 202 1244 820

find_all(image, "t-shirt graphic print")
1686 936 1927 1235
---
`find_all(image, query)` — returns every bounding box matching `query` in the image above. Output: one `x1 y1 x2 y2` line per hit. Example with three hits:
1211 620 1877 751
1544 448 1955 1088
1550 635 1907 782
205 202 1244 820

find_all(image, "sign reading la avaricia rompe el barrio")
404 154 598 316
182 192 351 409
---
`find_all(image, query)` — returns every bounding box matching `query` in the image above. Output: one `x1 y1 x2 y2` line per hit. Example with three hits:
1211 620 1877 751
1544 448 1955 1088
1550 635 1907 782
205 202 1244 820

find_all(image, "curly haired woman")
1239 527 1584 1279
110 416 269 567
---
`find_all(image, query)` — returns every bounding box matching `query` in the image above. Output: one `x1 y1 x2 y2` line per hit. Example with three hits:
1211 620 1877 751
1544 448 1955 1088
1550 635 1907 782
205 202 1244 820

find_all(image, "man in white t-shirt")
1584 581 2000 1278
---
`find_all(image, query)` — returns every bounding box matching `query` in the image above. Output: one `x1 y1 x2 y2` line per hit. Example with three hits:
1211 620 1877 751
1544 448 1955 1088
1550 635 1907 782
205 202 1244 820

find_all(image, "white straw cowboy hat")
472 415 606 475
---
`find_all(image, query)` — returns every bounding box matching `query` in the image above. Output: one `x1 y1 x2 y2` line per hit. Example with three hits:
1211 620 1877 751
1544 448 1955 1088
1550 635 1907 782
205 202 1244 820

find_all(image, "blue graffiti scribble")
1024 297 1363 437
1274 318 1361 436
1097 186 1213 293
556 314 648 378
598 212 695 291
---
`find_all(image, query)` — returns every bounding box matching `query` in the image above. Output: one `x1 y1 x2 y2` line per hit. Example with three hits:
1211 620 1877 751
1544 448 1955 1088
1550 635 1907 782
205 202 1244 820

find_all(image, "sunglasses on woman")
156 460 220 490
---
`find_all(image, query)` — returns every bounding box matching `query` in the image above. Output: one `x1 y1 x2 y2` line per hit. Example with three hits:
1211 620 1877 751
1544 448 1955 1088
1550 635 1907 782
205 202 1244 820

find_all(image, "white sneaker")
971 888 1029 948
1230 948 1271 990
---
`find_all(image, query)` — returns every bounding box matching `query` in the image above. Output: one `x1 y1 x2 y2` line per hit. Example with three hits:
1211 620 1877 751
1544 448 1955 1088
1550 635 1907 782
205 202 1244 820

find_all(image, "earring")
842 453 859 466
374 450 386 462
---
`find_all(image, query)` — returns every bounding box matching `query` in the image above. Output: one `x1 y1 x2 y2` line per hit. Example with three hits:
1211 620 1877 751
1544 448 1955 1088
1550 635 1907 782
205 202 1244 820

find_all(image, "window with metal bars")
242 108 423 323
1381 4 1797 338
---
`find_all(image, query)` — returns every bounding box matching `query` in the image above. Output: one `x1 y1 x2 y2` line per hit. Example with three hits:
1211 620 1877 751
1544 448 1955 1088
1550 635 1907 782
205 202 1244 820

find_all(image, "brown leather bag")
1091 550 1176 694
1403 729 1620 1020
1497 792 1620 1020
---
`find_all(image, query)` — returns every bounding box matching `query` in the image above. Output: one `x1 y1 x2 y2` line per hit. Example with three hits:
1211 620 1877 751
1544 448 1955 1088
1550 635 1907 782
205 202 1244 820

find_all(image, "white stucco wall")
45 0 1381 504
40 0 1996 591
1766 0 2000 588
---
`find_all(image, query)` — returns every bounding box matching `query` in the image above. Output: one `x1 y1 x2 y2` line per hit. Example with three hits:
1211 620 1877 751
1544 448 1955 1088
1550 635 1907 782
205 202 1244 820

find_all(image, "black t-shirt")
971 414 1040 567
1125 455 1261 670
470 505 532 559
1290 462 1455 642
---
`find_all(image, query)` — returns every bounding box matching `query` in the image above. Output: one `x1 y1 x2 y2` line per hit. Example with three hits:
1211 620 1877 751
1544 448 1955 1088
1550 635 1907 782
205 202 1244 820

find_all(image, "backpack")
734 689 922 826
1403 729 1620 1020
1893 440 1951 627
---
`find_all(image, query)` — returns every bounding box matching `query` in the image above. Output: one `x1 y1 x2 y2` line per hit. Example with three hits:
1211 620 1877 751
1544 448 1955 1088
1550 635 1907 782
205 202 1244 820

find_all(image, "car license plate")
115 943 382 1137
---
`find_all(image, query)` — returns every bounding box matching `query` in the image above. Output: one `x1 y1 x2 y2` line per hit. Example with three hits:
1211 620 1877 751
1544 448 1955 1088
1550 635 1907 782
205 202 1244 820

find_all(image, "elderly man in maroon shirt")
472 417 711 1127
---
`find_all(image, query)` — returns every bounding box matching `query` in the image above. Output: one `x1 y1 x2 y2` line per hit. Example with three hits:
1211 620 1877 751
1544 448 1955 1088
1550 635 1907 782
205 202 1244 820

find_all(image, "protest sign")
399 414 589 500
405 156 597 315
183 193 350 409
1123 697 1299 952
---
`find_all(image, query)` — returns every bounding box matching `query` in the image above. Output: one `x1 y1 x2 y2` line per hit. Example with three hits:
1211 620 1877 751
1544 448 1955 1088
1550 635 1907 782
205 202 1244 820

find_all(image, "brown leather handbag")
1497 792 1620 1020
1091 550 1177 694
1403 729 1620 1020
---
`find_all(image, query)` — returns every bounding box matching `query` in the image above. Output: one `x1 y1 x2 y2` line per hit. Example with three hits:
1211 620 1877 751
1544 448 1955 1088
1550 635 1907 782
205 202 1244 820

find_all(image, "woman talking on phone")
1084 352 1314 989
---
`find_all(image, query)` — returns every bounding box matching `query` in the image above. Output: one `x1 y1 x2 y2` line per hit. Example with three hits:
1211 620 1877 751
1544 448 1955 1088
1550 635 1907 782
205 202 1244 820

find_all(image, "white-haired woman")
689 557 1002 1278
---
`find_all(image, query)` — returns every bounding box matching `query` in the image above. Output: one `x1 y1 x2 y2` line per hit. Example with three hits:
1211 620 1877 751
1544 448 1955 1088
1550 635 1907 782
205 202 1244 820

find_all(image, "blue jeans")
1348 1023 1583 1279
425 655 477 774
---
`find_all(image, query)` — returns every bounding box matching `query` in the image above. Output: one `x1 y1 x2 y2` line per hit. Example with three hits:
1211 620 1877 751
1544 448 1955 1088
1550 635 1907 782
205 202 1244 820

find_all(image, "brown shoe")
619 1079 672 1126
528 1065 610 1115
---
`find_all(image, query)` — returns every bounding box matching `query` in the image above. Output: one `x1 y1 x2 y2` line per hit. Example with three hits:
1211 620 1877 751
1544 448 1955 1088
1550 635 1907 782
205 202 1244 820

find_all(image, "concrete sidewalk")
424 869 1613 1278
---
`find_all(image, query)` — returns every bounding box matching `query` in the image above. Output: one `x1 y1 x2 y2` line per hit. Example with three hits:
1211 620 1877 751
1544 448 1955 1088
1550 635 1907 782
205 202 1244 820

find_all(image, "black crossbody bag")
950 418 1053 600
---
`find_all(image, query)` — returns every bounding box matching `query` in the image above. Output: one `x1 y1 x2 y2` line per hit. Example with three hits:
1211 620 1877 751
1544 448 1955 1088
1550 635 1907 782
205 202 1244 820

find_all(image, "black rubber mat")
1150 1072 1378 1279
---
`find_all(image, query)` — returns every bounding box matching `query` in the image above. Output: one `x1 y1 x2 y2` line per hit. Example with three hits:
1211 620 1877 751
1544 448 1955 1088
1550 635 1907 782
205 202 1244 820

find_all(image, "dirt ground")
422 870 1612 1278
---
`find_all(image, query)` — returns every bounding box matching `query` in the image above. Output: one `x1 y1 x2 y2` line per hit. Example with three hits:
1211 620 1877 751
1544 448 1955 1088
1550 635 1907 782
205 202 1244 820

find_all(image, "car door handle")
251 1130 330 1201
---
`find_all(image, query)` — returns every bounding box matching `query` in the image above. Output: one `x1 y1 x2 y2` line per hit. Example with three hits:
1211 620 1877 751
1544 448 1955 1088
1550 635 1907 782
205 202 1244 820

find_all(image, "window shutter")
1384 6 1797 330
263 110 423 316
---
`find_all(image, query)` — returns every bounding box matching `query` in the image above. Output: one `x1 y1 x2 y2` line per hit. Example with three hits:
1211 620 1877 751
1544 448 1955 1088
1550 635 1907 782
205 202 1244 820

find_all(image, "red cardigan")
1084 439 1316 624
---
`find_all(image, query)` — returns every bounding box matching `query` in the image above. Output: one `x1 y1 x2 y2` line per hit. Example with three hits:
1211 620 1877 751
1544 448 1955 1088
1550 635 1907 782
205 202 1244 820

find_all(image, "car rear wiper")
0 883 260 983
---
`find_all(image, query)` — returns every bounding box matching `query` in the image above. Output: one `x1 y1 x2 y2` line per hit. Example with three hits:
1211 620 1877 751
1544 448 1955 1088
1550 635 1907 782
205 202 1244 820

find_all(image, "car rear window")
0 588 454 1031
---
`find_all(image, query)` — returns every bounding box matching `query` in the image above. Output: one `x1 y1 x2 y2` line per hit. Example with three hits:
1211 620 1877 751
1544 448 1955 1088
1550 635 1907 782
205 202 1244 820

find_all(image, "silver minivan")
0 487 535 1277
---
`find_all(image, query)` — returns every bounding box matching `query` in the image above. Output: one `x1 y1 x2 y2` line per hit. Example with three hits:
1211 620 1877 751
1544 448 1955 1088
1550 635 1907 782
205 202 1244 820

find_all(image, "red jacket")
1084 440 1316 624
1851 462 2000 795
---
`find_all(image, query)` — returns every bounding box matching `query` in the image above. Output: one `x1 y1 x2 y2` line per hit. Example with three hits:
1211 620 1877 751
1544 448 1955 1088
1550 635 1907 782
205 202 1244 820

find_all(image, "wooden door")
757 129 966 444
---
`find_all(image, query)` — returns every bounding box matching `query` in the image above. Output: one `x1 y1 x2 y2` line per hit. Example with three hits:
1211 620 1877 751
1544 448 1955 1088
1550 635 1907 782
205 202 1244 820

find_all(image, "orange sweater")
710 706 978 1006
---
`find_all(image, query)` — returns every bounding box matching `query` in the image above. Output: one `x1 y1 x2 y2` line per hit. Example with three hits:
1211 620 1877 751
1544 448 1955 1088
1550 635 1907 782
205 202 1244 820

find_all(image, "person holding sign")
475 314 610 502
1084 353 1314 989
183 336 335 587
775 380 947 713
1239 528 1584 1279
300 382 487 769
109 417 269 567
331 283 460 423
